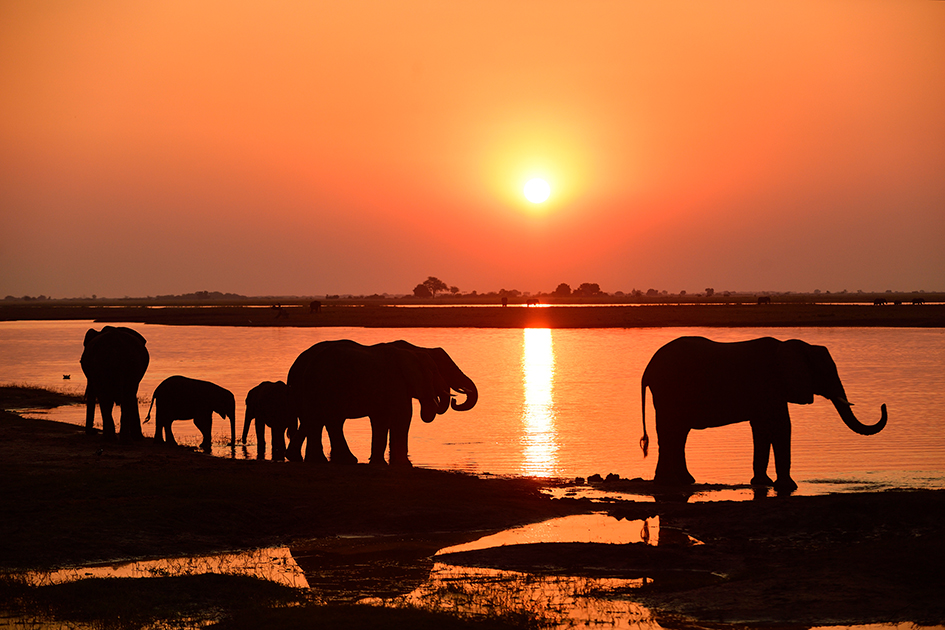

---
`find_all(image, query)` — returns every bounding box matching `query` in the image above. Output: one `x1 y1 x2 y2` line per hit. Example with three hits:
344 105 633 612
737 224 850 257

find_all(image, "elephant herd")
80 326 887 491
79 327 478 465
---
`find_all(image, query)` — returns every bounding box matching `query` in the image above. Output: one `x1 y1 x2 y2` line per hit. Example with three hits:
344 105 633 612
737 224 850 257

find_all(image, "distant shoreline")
2 302 944 328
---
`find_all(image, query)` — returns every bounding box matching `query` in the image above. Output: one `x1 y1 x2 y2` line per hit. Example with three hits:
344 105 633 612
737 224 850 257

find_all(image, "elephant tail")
144 395 156 423
640 378 650 458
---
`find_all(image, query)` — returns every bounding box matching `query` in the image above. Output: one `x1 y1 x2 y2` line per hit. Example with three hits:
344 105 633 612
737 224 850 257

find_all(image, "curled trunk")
450 380 478 412
833 400 887 435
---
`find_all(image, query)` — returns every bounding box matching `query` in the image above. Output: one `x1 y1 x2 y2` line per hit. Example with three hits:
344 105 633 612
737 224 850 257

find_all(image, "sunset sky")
2 1 943 298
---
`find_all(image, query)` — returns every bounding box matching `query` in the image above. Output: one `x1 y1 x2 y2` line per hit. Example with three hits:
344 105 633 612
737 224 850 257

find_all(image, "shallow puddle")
436 512 701 555
23 547 308 589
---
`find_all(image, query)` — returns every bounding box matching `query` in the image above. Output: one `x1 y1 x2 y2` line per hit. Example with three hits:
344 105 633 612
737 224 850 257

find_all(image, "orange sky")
2 1 944 297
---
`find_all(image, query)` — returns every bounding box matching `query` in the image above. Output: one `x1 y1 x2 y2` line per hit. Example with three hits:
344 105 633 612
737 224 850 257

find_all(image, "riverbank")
3 301 945 328
1 390 943 628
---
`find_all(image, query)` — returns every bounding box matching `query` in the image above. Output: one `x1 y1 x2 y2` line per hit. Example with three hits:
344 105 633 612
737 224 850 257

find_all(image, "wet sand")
2 301 945 328
1 402 943 627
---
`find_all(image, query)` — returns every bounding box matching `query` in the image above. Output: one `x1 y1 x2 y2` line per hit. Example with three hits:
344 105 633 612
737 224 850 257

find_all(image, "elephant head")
390 341 479 420
777 340 887 435
402 352 450 424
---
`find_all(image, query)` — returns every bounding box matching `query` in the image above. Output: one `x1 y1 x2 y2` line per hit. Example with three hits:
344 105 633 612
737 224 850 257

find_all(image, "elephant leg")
99 399 117 440
388 411 413 467
369 418 390 466
271 426 286 462
255 418 267 460
325 419 357 464
770 411 797 493
119 393 143 442
84 385 97 435
303 425 328 463
286 416 320 463
749 420 774 486
653 418 694 485
195 413 213 452
162 417 178 446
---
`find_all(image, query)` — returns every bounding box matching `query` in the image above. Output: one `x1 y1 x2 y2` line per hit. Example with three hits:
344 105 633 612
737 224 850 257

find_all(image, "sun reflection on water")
521 328 558 477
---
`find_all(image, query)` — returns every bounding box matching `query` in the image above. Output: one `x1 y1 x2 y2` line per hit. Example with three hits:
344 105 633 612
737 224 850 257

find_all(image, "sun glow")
524 178 551 203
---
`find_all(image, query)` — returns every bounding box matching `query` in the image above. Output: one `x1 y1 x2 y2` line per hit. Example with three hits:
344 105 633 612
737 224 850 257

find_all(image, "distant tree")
413 284 432 298
449 286 460 295
422 276 448 297
679 290 686 297
574 283 603 297
553 283 572 297
705 288 715 297
646 288 659 297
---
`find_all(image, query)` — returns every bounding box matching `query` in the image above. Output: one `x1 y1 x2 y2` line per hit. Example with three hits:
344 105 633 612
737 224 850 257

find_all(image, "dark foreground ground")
1 389 944 628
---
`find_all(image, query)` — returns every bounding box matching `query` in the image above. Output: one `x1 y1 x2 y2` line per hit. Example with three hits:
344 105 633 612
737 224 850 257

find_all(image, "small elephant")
286 339 478 466
641 336 887 492
242 380 297 461
80 326 150 441
146 375 236 452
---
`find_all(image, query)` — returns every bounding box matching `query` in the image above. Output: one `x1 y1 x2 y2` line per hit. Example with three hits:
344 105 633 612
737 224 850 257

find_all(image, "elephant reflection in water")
641 336 887 493
286 340 478 466
80 326 150 441
146 375 236 452
242 380 297 461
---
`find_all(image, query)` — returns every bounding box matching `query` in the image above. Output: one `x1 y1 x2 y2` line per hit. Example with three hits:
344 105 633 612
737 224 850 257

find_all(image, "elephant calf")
146 375 236 452
242 380 297 461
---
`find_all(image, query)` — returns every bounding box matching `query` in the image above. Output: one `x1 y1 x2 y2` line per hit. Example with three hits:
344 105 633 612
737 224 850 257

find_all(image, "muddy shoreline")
3 302 945 328
2 403 943 627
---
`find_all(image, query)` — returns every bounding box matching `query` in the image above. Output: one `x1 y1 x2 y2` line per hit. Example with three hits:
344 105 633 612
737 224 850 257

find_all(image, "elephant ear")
399 350 449 423
776 340 815 405
83 328 100 348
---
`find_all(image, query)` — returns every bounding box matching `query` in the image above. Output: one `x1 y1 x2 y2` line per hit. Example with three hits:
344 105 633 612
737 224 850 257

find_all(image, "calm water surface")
1 320 943 492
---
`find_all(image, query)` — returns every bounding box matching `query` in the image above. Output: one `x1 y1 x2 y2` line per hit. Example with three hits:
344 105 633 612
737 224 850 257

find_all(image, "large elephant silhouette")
242 380 297 461
145 375 236 452
285 340 478 466
640 336 887 492
80 326 150 441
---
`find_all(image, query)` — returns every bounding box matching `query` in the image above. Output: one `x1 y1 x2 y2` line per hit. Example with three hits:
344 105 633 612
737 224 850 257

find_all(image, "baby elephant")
146 375 236 452
242 380 297 461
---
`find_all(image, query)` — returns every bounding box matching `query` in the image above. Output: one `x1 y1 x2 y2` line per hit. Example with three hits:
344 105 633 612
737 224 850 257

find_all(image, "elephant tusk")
833 397 854 406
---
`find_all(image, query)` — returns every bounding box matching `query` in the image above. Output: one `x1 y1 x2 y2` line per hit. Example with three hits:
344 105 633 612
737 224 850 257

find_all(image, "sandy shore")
2 301 945 328
1 394 943 627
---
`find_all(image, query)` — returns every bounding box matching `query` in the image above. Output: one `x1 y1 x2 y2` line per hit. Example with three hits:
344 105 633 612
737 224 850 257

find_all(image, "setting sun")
524 178 551 204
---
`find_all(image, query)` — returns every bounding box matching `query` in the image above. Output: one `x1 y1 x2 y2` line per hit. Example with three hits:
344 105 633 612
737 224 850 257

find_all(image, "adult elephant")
145 375 236 452
80 326 150 441
242 380 297 461
640 336 887 493
285 340 478 466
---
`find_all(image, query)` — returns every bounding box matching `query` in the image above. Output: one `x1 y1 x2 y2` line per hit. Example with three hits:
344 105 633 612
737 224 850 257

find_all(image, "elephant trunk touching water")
640 336 887 493
285 340 478 466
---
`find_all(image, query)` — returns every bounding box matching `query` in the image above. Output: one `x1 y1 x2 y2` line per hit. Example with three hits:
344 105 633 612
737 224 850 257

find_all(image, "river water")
1 320 943 493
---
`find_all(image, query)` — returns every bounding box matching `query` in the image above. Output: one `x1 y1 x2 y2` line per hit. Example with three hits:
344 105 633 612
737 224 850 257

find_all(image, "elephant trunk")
450 380 478 412
832 399 887 436
241 407 253 444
